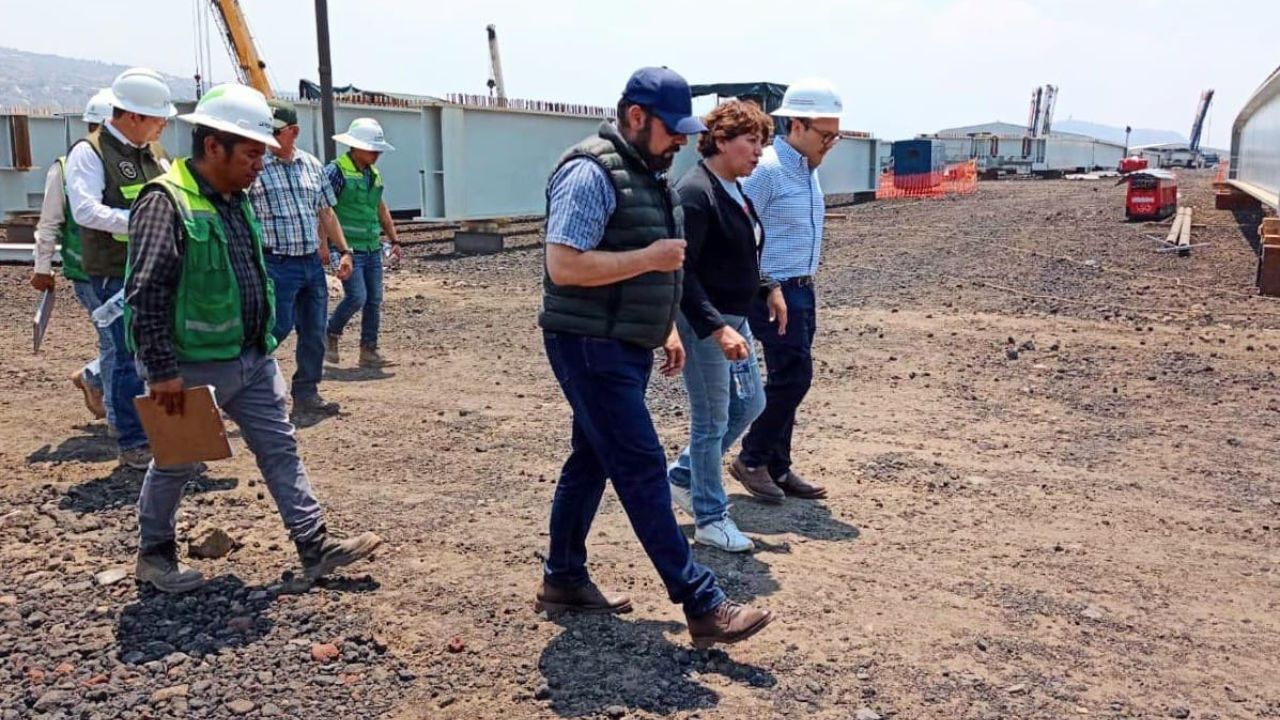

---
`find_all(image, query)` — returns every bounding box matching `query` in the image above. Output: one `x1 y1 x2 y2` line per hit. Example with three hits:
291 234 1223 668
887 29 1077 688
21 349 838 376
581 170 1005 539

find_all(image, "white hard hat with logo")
774 78 843 118
177 83 280 148
333 118 395 152
104 68 177 119
82 89 114 124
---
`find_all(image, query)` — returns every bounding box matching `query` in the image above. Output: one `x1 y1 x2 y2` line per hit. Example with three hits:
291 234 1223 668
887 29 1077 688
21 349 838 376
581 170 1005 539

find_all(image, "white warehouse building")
919 122 1126 177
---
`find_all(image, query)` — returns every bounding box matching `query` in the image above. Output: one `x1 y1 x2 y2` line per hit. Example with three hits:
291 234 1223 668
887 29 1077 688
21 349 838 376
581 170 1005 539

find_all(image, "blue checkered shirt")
544 158 617 251
248 149 336 256
741 138 824 280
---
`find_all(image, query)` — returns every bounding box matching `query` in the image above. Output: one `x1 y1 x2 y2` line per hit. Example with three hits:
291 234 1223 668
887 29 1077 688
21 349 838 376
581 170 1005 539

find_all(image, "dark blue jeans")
88 275 148 451
741 281 817 478
542 331 725 618
266 253 328 400
328 249 383 348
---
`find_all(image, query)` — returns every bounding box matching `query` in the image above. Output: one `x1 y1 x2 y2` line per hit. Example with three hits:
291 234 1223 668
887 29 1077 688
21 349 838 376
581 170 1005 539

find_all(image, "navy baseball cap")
621 67 706 135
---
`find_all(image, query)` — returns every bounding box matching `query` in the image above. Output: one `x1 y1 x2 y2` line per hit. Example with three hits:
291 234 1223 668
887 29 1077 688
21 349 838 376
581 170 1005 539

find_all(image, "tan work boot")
136 541 206 594
119 446 153 470
359 345 394 368
686 601 774 649
325 334 340 365
534 580 633 615
71 369 106 420
295 526 383 583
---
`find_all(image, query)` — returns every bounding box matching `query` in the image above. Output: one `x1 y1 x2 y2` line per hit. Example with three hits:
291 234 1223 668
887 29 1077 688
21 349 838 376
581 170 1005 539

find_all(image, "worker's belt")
263 248 317 258
780 276 815 287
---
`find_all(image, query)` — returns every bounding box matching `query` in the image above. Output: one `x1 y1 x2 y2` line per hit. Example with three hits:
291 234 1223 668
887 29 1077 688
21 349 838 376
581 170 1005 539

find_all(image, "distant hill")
1053 120 1185 147
0 46 195 112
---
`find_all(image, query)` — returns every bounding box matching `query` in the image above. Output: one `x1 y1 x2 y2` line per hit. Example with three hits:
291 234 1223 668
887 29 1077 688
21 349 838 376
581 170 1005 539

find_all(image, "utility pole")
314 0 337 162
1124 125 1131 157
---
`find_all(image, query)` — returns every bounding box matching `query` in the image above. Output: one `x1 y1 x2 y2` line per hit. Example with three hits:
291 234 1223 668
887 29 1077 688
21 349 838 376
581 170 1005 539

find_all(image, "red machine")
1122 169 1178 220
1118 155 1148 174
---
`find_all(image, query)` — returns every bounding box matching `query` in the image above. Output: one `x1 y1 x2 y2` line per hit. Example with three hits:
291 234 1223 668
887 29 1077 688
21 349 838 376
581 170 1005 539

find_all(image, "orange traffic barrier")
1214 160 1230 184
877 159 977 200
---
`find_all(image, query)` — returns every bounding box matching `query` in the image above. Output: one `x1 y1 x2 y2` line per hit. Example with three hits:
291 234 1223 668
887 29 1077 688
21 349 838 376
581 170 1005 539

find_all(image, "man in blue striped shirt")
732 79 844 503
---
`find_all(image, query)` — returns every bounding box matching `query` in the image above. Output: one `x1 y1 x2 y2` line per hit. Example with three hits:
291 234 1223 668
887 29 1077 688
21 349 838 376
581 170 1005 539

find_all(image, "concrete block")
454 231 505 255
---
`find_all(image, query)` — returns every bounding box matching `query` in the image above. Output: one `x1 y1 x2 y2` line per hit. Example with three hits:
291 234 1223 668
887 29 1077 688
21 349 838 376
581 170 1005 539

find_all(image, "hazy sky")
2 0 1274 148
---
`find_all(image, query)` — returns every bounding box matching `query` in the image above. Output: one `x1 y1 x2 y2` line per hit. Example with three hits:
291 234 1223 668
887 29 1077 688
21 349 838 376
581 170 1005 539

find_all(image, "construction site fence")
876 160 978 200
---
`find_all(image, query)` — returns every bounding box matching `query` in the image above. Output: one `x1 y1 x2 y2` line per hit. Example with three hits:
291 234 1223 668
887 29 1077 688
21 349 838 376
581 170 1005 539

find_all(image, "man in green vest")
536 67 774 648
324 118 400 369
32 89 115 424
124 84 382 594
65 67 174 469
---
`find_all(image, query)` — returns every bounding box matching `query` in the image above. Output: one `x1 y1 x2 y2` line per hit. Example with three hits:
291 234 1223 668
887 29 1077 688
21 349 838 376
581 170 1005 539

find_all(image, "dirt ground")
2 171 1278 720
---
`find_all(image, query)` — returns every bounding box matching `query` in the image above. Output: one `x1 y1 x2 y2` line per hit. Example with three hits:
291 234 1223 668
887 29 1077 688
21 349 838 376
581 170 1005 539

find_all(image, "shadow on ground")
59 468 237 514
690 539 783 602
27 423 116 464
115 575 275 663
729 493 861 542
538 614 775 718
679 498 859 602
324 367 396 383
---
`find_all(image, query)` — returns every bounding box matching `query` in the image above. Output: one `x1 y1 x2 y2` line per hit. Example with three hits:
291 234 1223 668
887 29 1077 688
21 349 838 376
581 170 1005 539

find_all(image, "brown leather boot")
534 581 632 615
730 457 785 503
686 601 773 649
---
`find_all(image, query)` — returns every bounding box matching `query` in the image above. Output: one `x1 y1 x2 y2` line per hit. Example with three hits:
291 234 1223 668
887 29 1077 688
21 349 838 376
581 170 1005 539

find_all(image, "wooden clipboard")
133 385 233 467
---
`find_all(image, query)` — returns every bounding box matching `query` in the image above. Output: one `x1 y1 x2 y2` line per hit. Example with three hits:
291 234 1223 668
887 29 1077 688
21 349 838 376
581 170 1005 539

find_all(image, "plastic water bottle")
381 240 393 259
91 289 125 328
731 358 755 400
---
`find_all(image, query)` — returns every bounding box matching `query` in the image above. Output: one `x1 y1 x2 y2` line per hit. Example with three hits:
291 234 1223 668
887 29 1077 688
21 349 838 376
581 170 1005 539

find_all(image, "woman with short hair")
668 100 788 552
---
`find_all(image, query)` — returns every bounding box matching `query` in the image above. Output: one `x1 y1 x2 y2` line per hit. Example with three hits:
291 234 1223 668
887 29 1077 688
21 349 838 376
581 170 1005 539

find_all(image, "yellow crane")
206 0 273 98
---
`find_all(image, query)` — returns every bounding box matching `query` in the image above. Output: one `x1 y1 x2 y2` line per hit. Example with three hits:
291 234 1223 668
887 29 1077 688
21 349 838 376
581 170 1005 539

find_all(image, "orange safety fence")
876 159 978 200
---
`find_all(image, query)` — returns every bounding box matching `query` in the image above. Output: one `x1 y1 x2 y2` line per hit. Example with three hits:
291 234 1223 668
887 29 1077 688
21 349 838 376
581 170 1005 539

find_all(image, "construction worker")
324 118 400 369
733 79 840 503
65 68 173 469
124 83 382 594
537 67 773 648
32 90 115 425
248 100 354 419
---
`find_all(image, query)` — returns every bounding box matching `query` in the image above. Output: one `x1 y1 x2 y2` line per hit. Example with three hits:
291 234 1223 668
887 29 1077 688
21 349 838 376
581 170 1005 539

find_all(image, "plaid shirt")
741 138 825 280
125 164 269 382
544 157 617 251
248 149 336 255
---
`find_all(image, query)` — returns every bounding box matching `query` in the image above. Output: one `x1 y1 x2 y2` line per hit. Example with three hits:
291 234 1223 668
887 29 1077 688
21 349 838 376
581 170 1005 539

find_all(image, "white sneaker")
670 483 694 516
695 518 755 553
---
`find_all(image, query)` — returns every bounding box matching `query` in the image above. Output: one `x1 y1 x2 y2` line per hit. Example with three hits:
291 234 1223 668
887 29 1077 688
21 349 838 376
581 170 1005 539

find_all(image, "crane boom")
208 0 273 98
1026 86 1043 137
1188 89 1214 153
1039 84 1057 136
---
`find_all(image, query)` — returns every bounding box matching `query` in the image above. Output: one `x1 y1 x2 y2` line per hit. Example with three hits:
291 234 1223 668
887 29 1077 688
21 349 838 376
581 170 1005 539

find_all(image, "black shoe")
295 525 382 583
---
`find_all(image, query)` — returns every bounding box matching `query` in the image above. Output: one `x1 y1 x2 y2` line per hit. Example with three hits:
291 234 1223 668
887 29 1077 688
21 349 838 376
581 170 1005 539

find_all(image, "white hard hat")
82 89 114 124
774 78 843 119
333 118 395 152
104 68 177 119
177 83 280 149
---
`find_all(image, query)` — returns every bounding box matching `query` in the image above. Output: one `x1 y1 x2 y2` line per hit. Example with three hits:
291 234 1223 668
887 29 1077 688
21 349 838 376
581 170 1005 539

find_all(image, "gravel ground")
2 170 1278 719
